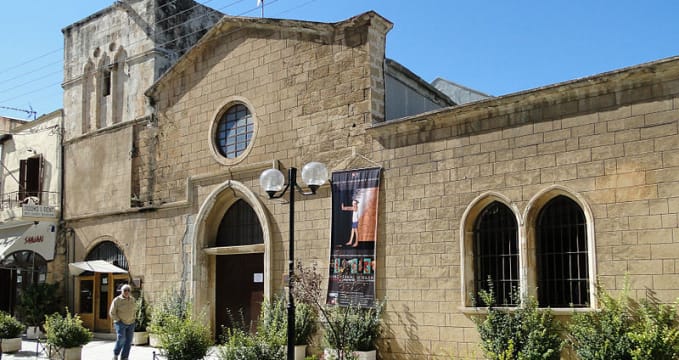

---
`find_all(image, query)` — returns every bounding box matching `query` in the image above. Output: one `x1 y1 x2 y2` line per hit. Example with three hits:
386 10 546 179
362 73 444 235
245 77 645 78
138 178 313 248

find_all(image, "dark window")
473 202 519 306
86 241 128 270
102 69 111 97
0 251 48 314
19 156 43 201
215 104 254 159
216 199 263 247
536 195 589 307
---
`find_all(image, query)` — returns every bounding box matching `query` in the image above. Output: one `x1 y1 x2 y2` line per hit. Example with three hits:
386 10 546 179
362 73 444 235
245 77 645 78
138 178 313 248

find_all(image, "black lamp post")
259 162 328 360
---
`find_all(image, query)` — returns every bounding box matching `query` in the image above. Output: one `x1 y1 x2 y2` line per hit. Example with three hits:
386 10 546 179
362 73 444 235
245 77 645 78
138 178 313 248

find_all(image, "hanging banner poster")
326 167 381 307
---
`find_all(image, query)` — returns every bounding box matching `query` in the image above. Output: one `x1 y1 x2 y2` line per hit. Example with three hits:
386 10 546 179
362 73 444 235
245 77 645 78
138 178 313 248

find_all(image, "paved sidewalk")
1 338 222 359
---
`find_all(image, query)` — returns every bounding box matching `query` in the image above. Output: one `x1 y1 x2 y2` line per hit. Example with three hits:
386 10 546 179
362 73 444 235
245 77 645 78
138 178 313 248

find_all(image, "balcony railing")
0 191 60 210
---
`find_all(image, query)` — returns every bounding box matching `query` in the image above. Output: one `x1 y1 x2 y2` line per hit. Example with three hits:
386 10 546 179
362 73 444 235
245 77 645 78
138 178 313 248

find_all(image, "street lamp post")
259 162 328 360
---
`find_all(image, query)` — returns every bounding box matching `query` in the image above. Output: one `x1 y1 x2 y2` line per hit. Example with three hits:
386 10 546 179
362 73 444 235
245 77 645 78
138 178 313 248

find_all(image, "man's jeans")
113 321 135 359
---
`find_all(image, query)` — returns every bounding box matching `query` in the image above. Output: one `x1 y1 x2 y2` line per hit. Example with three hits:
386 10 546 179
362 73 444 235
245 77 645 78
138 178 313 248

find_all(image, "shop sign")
22 205 56 218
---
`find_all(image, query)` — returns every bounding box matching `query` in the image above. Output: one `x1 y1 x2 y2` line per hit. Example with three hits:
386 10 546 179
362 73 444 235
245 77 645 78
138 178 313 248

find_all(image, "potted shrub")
133 291 150 345
44 309 92 360
568 281 679 360
257 295 318 360
15 282 61 339
217 326 284 360
148 291 187 348
294 302 318 359
0 311 25 353
471 285 562 360
321 301 384 360
157 305 213 360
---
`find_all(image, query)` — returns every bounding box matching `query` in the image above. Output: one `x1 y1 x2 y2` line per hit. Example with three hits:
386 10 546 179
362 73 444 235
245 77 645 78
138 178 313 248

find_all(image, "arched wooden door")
209 199 265 338
75 241 129 332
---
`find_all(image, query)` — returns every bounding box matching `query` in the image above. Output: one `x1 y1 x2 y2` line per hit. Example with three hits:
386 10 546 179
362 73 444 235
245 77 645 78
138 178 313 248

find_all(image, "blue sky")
1 0 678 119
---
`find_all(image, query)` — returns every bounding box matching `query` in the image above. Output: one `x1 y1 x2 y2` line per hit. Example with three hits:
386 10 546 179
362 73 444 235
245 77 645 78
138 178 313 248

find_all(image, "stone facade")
57 1 679 358
0 111 63 314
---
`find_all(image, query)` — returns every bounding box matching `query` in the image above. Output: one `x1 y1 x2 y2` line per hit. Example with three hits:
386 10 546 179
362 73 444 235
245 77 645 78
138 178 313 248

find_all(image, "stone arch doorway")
216 199 264 335
192 180 272 338
74 240 129 332
0 250 48 315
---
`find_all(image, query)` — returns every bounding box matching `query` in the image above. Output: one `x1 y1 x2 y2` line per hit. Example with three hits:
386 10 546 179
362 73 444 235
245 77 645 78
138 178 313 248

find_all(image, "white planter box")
26 326 43 340
355 350 376 360
1 337 22 353
295 344 306 360
323 348 376 360
149 333 161 347
49 346 82 360
133 331 149 345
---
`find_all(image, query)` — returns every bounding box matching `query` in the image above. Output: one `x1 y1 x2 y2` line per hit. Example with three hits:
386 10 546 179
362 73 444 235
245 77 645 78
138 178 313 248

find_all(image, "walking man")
110 284 136 360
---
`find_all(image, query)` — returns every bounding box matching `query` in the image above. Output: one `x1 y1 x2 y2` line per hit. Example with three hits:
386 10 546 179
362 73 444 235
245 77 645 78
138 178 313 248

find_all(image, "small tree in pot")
133 291 150 345
321 301 384 360
0 311 25 353
15 282 61 338
44 309 92 360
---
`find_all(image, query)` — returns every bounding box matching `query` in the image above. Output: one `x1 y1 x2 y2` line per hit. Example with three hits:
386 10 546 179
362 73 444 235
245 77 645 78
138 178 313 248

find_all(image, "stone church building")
56 0 679 358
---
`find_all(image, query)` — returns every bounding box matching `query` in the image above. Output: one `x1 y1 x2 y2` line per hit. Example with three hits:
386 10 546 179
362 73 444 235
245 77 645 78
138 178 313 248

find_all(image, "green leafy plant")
217 326 284 360
44 308 92 348
568 283 634 360
0 311 25 338
295 302 318 346
628 298 679 360
290 261 383 359
15 282 61 327
135 291 150 331
218 295 317 359
147 291 212 359
158 309 213 360
568 282 679 360
472 285 562 360
257 297 287 347
148 290 188 335
321 301 384 355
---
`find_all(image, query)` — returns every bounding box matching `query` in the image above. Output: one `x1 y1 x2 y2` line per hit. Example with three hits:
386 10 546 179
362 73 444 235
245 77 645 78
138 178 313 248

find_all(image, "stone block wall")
367 57 679 358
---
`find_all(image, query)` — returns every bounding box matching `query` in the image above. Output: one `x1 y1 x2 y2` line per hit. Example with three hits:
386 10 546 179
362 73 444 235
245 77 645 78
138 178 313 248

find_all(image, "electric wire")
0 0 312 114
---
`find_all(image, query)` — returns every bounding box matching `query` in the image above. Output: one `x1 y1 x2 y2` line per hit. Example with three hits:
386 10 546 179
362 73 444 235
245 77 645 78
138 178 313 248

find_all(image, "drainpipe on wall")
56 115 74 309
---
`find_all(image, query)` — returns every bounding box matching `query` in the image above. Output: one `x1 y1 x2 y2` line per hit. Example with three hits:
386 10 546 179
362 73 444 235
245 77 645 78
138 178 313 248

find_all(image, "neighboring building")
61 0 222 332
0 112 62 315
385 59 455 120
56 1 679 359
432 77 492 105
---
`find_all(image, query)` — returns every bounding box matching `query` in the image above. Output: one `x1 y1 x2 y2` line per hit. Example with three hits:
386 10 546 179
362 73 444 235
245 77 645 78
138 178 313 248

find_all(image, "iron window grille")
85 240 129 270
215 104 254 159
473 201 519 306
536 195 589 307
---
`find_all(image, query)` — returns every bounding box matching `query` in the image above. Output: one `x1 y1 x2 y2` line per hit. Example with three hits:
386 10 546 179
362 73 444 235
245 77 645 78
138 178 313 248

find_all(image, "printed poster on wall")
326 167 381 307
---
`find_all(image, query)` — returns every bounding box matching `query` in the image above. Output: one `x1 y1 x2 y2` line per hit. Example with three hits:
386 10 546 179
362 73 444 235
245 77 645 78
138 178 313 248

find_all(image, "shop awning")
68 260 128 276
0 222 56 261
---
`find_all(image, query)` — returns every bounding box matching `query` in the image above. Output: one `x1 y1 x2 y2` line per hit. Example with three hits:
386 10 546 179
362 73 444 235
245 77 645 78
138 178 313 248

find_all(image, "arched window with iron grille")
536 195 589 307
85 241 128 270
473 201 519 306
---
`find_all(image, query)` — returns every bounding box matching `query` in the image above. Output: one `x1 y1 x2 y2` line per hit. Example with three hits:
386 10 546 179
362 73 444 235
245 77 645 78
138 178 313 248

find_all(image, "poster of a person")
328 167 381 306
341 199 360 247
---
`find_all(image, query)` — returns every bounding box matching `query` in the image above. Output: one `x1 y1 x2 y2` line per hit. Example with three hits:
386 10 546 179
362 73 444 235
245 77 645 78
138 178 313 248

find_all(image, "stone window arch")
524 186 596 308
460 192 521 307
